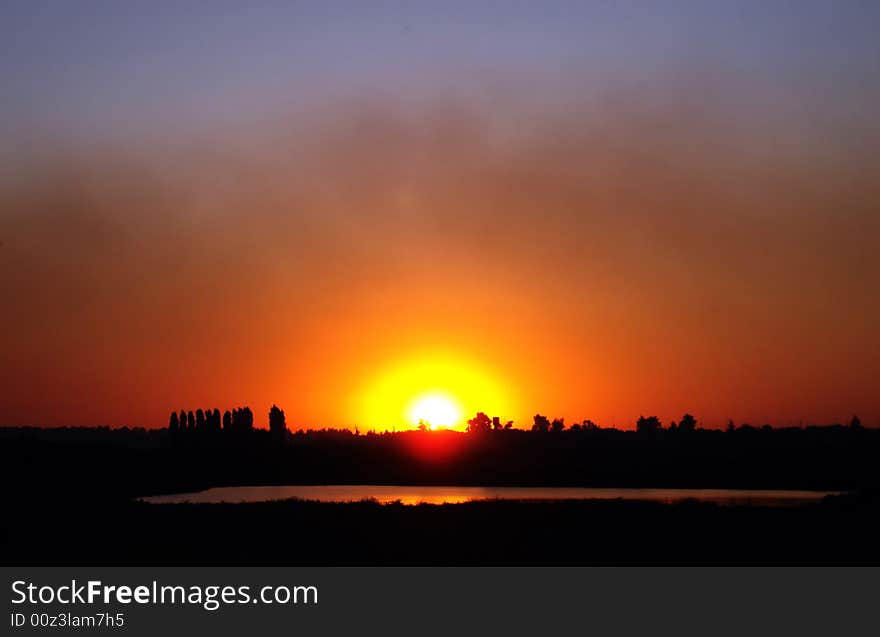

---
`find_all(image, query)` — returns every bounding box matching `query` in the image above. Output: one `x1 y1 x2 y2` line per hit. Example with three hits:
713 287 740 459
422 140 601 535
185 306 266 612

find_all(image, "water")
141 485 837 506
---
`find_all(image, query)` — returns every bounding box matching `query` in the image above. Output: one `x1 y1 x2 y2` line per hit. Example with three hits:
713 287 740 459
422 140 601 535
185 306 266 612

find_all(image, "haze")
1 1 878 428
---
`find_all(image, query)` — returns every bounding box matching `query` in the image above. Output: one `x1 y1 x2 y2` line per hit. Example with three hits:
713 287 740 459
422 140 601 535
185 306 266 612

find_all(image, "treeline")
169 405 287 437
167 407 866 436
466 411 865 433
2 416 878 497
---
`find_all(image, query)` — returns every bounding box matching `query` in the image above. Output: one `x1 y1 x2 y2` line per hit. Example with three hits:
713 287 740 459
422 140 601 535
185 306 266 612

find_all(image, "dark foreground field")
3 493 879 565
2 424 878 564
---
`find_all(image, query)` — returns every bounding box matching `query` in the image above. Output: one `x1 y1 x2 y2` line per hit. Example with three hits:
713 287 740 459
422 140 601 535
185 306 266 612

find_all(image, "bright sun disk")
354 351 514 431
408 393 461 429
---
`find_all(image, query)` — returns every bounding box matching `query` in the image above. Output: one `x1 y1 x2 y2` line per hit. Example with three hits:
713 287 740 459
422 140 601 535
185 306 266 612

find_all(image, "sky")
1 1 879 428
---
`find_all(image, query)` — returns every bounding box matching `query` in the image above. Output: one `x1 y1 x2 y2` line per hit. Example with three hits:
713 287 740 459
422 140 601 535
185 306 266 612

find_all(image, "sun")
408 393 462 429
353 350 515 431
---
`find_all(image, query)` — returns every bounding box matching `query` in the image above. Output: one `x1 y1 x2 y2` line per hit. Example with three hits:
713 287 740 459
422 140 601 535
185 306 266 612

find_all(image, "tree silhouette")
491 416 514 430
466 412 492 433
195 409 206 431
850 415 863 430
168 411 179 432
532 414 551 432
417 419 430 432
550 418 565 432
244 407 254 430
269 404 286 437
231 407 254 433
636 415 662 433
222 410 232 431
186 411 195 431
678 413 697 433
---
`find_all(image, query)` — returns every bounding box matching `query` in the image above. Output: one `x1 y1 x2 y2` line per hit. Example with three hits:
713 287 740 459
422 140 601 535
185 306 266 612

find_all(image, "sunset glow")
355 353 514 431
1 3 878 430
408 393 462 429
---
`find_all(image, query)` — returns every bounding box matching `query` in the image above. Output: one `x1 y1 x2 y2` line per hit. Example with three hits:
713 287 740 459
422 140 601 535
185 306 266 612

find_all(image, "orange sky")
1 81 878 429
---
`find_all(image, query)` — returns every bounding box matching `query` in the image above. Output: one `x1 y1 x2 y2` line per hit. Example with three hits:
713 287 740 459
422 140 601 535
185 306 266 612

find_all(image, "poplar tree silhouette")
269 404 286 438
231 407 254 432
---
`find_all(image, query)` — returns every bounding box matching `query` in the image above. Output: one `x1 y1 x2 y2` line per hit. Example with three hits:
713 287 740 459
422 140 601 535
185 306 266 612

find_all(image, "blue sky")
2 1 878 140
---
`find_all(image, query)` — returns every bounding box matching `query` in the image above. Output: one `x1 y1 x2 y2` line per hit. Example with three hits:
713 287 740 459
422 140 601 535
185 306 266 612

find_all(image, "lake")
141 485 838 506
